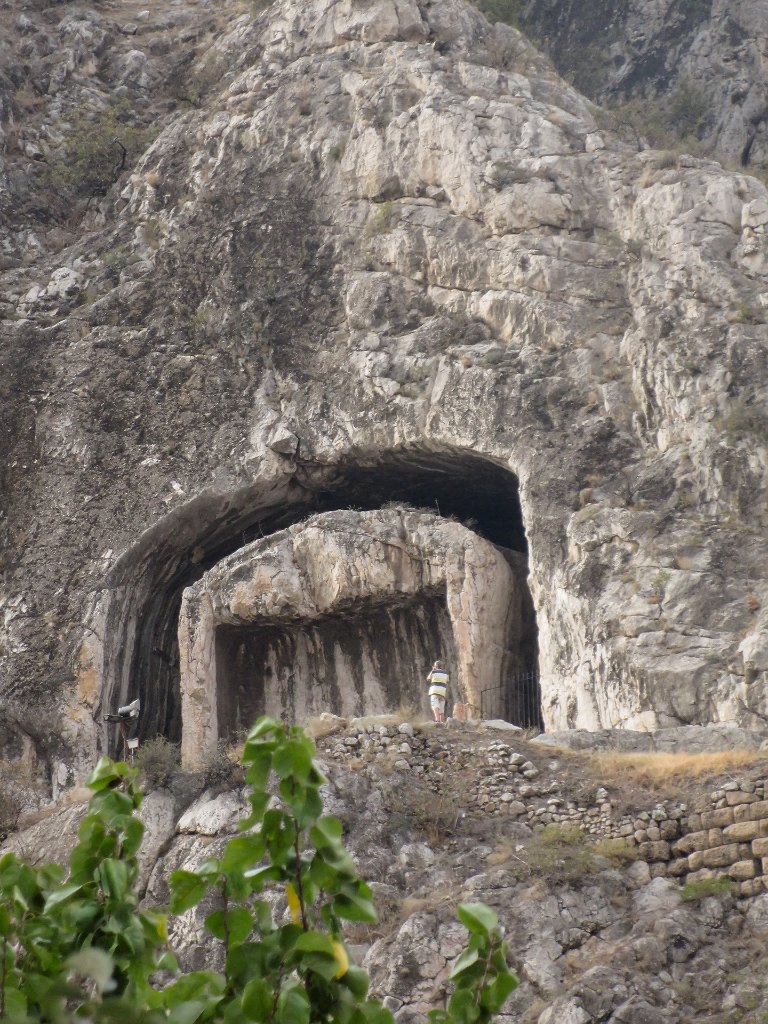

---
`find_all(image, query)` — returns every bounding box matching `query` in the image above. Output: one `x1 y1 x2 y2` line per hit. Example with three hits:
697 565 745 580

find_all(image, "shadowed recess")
100 447 537 752
215 595 458 741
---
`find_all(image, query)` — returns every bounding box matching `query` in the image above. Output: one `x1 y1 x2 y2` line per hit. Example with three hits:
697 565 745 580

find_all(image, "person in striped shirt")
427 660 450 724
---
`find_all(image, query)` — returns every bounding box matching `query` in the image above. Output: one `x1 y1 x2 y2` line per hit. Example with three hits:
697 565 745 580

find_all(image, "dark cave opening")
106 447 539 753
215 593 458 743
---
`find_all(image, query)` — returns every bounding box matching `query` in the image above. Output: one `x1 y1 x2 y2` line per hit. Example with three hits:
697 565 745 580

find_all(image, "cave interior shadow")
116 449 541 753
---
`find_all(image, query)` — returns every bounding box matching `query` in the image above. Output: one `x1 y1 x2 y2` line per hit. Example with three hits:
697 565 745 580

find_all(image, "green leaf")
11 883 29 913
447 987 481 1024
242 790 270 827
358 1002 396 1024
166 1000 210 1024
449 946 480 978
245 717 281 742
343 965 370 999
293 948 338 980
205 909 227 941
276 777 321 827
277 986 310 1024
251 900 275 933
122 816 145 858
157 950 179 974
243 864 281 888
100 858 130 900
87 756 124 791
480 970 518 1010
332 888 377 923
220 834 266 874
169 871 209 914
457 903 498 937
273 740 313 782
242 977 272 1021
90 788 136 825
293 932 335 955
206 907 253 944
310 816 344 850
226 940 268 987
43 881 85 913
3 987 27 1019
163 970 225 1006
243 748 273 797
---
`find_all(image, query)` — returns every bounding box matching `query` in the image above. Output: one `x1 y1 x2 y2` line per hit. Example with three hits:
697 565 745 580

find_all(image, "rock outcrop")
0 0 767 775
8 721 768 1023
178 508 530 765
515 0 768 169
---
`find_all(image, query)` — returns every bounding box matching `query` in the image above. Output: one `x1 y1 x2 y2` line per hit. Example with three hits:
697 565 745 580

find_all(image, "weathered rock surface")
7 723 768 1023
0 0 767 777
534 724 768 754
515 0 768 169
179 507 528 764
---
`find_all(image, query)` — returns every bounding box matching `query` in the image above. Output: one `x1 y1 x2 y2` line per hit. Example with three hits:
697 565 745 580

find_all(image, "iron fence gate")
479 670 542 730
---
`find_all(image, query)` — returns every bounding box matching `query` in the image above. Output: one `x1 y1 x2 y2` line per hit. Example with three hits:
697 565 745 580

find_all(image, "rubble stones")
320 720 768 895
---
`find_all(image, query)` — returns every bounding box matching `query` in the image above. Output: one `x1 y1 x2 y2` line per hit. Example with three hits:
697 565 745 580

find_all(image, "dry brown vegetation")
304 716 346 740
591 750 768 788
305 704 431 740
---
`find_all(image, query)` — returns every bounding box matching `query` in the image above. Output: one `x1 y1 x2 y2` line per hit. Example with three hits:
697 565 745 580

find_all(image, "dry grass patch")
347 713 400 730
591 837 639 865
398 894 447 918
591 750 768 789
305 716 347 740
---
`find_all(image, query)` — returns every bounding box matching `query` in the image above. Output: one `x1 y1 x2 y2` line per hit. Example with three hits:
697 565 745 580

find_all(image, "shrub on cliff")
0 718 517 1022
472 0 521 28
136 735 180 789
44 104 157 201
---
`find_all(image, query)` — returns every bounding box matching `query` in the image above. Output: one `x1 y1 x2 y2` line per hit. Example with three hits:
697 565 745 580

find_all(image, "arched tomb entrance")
178 508 528 766
93 445 540 759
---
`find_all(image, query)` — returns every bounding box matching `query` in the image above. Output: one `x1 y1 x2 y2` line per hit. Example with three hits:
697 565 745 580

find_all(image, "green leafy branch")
0 717 518 1023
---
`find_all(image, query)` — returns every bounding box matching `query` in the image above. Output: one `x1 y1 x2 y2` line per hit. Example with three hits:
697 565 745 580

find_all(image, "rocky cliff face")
1 0 768 777
514 0 768 170
178 507 532 765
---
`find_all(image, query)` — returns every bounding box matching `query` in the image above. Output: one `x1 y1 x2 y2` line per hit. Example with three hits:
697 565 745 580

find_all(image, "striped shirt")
428 669 449 697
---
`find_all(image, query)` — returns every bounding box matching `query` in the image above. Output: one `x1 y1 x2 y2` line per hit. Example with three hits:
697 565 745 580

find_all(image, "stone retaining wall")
320 718 768 896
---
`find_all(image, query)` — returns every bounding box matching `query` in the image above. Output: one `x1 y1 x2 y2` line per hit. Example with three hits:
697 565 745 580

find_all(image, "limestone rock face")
516 0 768 168
0 0 767 769
178 508 527 764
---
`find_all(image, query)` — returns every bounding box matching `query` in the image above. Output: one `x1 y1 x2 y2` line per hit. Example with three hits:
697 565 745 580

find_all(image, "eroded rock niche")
215 596 456 737
178 508 536 766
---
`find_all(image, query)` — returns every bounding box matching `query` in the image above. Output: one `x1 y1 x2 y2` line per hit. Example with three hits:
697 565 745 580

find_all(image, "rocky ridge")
513 0 768 171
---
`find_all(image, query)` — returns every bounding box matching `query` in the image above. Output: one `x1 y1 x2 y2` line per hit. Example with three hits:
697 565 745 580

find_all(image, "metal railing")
479 670 542 729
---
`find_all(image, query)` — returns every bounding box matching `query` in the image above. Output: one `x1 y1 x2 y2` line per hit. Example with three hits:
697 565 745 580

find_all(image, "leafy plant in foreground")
0 718 518 1022
0 758 171 1021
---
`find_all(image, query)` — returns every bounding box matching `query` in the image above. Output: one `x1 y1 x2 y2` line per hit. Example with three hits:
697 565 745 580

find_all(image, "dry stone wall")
321 717 768 897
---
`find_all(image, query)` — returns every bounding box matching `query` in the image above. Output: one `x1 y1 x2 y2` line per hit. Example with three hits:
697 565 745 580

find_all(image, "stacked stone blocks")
320 719 768 897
